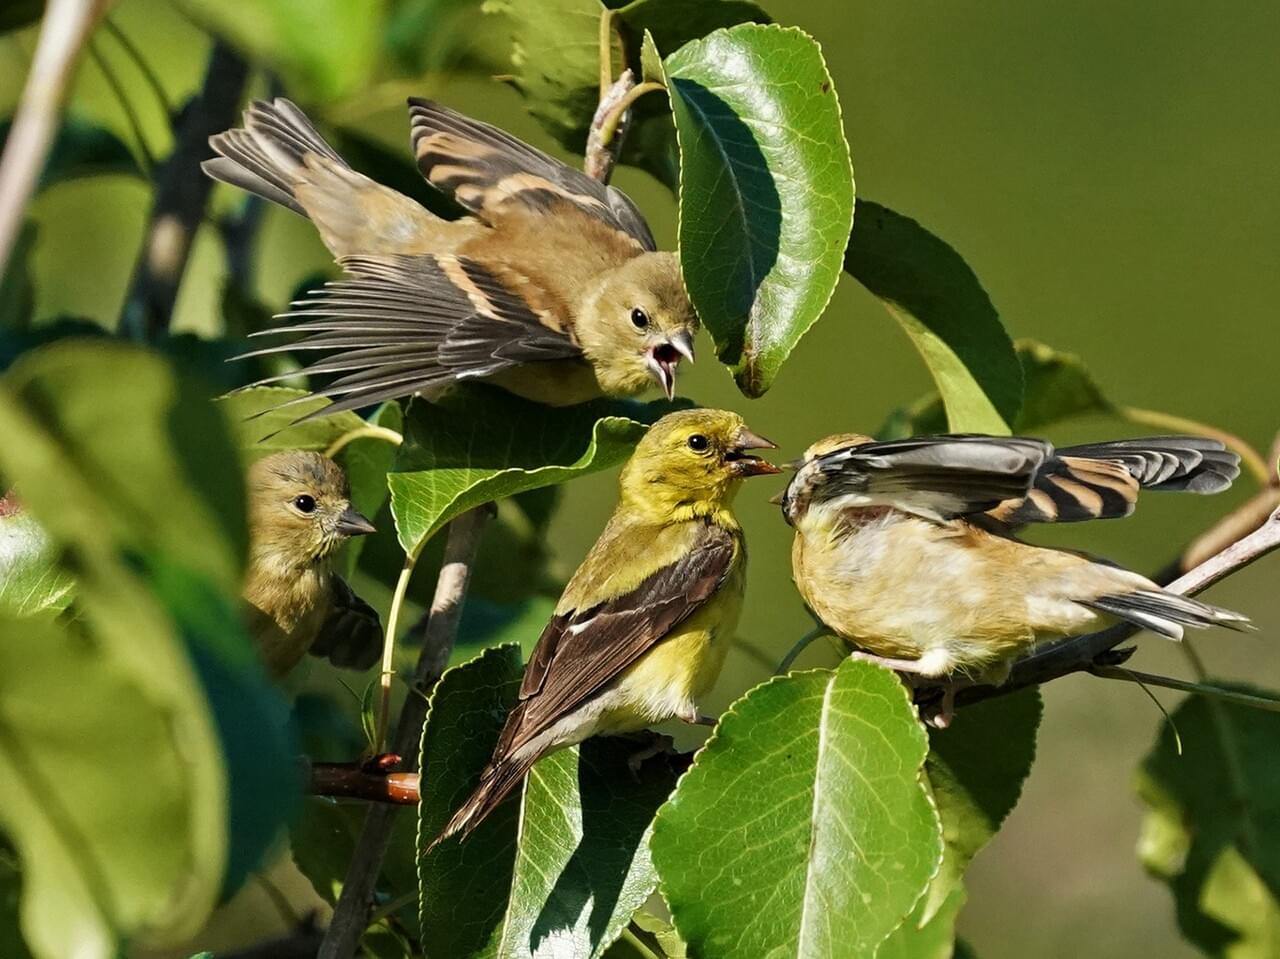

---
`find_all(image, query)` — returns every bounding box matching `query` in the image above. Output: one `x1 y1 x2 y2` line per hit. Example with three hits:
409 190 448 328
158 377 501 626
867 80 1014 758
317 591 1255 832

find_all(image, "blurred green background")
3 1 1277 956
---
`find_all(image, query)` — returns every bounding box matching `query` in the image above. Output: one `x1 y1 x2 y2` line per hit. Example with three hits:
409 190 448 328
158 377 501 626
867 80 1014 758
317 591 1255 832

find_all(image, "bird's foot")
617 730 677 780
847 649 941 676
678 705 718 727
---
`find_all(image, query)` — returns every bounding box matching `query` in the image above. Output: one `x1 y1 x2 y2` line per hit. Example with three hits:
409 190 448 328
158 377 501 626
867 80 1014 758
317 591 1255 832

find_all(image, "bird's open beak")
336 507 376 536
645 330 696 400
726 426 782 477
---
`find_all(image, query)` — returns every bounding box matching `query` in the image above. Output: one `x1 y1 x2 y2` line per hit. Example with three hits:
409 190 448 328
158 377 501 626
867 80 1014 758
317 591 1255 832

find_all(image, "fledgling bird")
244 450 383 678
204 98 698 416
430 409 780 848
778 433 1250 722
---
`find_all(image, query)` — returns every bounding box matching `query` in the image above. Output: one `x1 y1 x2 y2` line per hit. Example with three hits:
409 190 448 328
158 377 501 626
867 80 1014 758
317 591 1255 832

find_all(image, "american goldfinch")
243 450 382 677
778 433 1249 722
431 409 779 847
204 98 697 415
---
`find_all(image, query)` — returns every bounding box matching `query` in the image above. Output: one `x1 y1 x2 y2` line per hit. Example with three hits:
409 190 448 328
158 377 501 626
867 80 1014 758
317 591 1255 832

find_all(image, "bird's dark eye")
687 434 709 452
630 307 649 329
293 495 317 514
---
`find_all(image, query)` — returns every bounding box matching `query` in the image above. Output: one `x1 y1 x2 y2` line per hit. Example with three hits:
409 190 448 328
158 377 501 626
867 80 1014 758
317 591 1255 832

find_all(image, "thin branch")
307 762 420 804
87 38 155 175
584 69 639 183
102 16 173 120
1090 664 1280 714
1120 405 1272 486
0 0 109 273
317 506 491 959
597 81 667 148
774 625 830 675
375 555 416 753
119 40 249 341
323 424 404 459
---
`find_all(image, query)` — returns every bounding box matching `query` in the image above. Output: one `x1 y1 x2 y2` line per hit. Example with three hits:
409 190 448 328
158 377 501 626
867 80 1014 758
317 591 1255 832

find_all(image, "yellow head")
619 409 779 523
776 432 874 527
248 451 375 573
575 252 699 399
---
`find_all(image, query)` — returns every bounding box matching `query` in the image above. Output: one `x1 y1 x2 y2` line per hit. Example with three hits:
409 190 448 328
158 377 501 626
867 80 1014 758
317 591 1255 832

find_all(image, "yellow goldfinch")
204 99 697 416
778 433 1249 722
243 450 382 677
431 409 779 846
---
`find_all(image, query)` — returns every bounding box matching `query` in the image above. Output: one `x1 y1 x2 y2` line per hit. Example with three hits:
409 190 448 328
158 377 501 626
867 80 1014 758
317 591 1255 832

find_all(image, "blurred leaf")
174 0 383 101
651 660 942 958
846 201 1021 433
0 220 36 332
389 387 680 557
922 688 1042 923
0 0 42 32
453 594 556 660
217 385 369 459
0 317 108 373
1137 690 1280 957
0 837 34 959
0 116 143 192
665 24 854 396
0 499 73 617
616 0 769 55
337 401 402 578
877 888 966 959
419 644 676 958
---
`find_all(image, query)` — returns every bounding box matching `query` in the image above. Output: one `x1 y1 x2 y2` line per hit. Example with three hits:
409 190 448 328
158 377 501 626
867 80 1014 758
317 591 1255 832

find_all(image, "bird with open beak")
777 432 1249 725
430 409 779 847
242 450 383 678
205 98 699 415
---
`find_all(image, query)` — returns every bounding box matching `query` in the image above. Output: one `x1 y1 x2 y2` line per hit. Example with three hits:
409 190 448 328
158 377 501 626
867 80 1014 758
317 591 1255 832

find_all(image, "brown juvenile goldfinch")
430 409 779 848
204 98 697 415
778 433 1249 719
244 450 382 677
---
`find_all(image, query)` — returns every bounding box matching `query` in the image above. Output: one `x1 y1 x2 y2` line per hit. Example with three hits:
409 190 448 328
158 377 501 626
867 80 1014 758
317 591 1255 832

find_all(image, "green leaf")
389 387 679 556
174 0 382 101
0 499 73 617
0 116 143 192
876 887 966 959
217 385 369 460
336 401 403 578
616 0 769 58
620 911 687 958
0 837 34 959
1137 690 1280 957
651 660 942 959
665 24 854 396
922 688 1041 923
845 201 1021 433
0 220 37 332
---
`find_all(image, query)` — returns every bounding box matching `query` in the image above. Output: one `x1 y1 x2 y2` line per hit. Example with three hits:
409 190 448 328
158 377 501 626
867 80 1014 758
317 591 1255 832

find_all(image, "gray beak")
726 426 782 477
646 331 696 400
336 507 376 536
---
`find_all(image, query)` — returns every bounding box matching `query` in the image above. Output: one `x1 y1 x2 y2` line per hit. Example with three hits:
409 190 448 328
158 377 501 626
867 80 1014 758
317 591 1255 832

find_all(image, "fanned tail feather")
1081 589 1252 640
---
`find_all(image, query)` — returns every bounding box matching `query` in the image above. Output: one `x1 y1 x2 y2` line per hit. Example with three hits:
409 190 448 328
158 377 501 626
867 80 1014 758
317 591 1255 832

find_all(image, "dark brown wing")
308 576 383 670
500 524 737 757
803 435 1052 522
407 98 657 252
236 253 582 417
986 436 1239 525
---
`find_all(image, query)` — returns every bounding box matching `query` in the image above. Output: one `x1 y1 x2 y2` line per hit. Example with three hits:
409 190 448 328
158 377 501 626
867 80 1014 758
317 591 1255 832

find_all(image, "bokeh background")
3 1 1277 956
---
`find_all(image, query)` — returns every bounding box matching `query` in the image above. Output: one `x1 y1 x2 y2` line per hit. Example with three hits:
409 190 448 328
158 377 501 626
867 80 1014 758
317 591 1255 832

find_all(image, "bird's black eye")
294 495 317 514
630 307 649 329
687 434 709 452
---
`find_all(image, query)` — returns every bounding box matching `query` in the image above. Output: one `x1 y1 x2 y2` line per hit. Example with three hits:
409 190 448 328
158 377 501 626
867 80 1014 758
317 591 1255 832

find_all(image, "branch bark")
308 762 420 805
119 39 248 341
317 506 490 959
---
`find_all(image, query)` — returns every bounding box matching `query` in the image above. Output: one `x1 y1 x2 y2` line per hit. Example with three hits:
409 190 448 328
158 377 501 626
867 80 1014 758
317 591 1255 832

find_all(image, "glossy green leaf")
922 688 1041 923
877 888 966 959
665 24 854 396
846 201 1021 433
174 0 382 101
651 660 942 958
1137 691 1280 957
0 116 143 192
389 388 679 556
0 500 73 617
217 385 370 460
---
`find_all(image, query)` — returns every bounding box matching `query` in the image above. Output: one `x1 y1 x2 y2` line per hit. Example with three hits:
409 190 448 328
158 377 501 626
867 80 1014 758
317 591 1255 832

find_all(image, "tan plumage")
779 433 1250 715
430 409 779 848
243 451 381 677
205 98 698 417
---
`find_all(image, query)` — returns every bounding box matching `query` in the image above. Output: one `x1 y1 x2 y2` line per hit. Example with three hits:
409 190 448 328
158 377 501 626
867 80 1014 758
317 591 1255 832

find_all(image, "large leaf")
175 0 382 100
389 388 679 556
876 889 966 959
0 220 36 331
0 838 33 959
0 116 143 192
846 201 1021 433
0 499 72 617
665 24 854 396
651 660 942 958
1137 691 1280 957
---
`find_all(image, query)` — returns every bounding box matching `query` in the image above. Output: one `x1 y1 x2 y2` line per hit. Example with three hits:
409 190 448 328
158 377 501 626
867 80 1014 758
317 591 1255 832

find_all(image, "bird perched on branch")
204 98 697 416
777 433 1250 724
429 409 779 848
244 450 382 677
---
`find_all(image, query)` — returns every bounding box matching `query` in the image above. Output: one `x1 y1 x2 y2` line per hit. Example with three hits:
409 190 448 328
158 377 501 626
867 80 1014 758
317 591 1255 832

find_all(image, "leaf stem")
1090 664 1280 714
375 553 416 754
775 625 831 675
598 81 667 147
620 925 664 959
1120 405 1272 486
597 8 615 100
324 424 404 459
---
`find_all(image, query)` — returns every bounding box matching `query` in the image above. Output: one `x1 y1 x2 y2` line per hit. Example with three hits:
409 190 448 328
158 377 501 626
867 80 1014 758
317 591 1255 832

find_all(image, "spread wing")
236 253 583 417
804 435 1052 522
407 98 657 252
309 576 383 671
986 436 1240 525
497 524 737 758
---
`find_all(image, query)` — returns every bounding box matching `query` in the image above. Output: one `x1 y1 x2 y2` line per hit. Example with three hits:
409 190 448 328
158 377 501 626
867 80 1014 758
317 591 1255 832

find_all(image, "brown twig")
119 40 248 341
317 506 490 959
308 762 421 805
585 69 639 184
